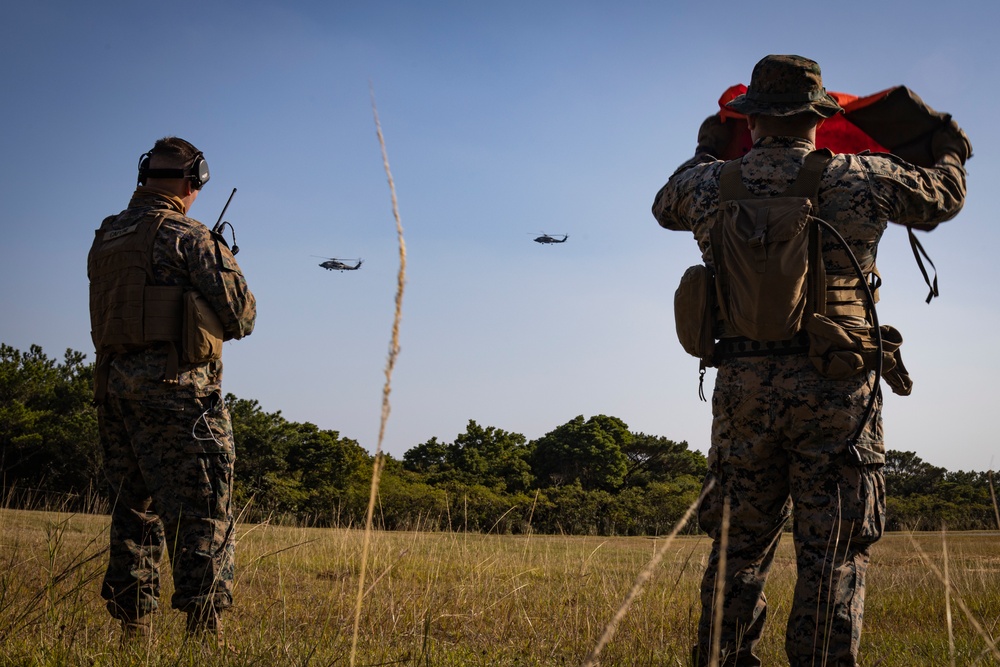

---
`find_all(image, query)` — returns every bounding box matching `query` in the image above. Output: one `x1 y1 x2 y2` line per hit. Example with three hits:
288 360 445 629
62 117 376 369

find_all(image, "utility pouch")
803 313 869 379
182 291 224 364
143 285 184 342
674 264 716 363
804 314 912 394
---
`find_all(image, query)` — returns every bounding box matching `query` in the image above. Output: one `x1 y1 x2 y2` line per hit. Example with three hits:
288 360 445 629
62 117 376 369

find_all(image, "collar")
127 186 187 214
752 136 816 150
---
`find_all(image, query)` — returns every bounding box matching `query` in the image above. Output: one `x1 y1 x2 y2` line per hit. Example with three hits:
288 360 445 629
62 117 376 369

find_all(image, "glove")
696 114 734 158
879 325 913 396
931 117 972 164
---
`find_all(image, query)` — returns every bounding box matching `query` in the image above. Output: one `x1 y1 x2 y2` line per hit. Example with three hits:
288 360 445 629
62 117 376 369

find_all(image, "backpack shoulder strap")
720 149 834 204
718 159 753 202
786 148 834 206
792 149 834 317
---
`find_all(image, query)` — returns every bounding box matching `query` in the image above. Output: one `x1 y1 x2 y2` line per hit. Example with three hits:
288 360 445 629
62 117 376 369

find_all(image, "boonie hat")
726 55 843 118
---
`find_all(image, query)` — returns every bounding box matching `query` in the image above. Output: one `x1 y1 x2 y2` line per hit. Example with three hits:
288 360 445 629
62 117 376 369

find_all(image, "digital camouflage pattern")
90 186 255 624
100 392 235 620
653 129 967 664
654 136 967 291
697 354 884 666
725 54 844 119
91 187 256 400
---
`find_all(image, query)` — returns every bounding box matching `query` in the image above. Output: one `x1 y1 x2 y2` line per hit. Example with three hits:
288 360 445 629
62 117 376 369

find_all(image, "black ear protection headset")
137 150 211 189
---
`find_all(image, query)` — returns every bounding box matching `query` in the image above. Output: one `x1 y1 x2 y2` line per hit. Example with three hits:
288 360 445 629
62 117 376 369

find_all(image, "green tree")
643 477 705 534
531 482 615 534
621 432 707 487
883 460 996 531
449 420 533 492
365 461 450 530
0 344 100 504
287 421 370 515
403 421 533 493
530 415 630 491
229 395 309 516
884 450 946 497
402 436 449 476
228 395 369 520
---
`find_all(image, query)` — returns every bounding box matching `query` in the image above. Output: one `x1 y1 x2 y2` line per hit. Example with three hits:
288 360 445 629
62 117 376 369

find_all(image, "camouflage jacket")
89 187 256 399
652 136 967 278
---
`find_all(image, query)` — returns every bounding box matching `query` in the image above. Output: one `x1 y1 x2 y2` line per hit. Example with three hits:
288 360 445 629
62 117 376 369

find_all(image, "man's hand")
696 114 734 158
931 117 972 164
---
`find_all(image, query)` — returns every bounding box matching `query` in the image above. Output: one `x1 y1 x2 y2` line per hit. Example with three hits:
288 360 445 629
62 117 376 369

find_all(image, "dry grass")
863 531 1000 666
348 84 408 667
2 508 999 666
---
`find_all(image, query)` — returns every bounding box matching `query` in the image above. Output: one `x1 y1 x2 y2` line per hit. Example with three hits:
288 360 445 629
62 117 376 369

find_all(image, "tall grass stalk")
989 471 1000 531
3 509 1000 665
816 492 846 661
582 477 713 667
906 530 1000 661
350 83 407 667
942 527 955 667
709 496 730 667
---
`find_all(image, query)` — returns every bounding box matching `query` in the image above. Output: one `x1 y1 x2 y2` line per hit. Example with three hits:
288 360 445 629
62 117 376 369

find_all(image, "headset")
137 150 211 189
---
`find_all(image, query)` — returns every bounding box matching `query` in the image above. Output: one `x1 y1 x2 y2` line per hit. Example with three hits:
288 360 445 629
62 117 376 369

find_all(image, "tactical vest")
89 212 183 356
88 210 225 401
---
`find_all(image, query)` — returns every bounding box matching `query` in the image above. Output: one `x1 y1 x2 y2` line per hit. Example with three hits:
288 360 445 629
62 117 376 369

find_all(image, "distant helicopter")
314 256 364 271
533 232 569 244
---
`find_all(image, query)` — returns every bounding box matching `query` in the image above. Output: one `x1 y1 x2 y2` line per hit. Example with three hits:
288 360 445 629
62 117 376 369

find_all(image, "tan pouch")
674 265 716 362
804 313 869 379
879 325 912 396
804 314 913 394
182 291 224 364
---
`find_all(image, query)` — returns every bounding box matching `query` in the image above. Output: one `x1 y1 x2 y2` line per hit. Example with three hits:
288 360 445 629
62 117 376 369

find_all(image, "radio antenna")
213 187 237 234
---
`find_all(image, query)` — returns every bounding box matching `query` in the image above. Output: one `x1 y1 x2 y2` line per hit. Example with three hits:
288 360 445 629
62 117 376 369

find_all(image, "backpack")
672 149 915 424
712 148 833 341
673 149 832 366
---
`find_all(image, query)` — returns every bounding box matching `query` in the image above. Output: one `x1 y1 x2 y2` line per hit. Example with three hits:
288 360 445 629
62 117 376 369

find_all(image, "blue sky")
2 0 997 473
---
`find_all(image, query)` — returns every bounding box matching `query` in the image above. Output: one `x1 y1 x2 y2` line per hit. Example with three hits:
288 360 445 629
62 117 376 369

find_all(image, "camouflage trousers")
98 391 235 623
693 354 886 667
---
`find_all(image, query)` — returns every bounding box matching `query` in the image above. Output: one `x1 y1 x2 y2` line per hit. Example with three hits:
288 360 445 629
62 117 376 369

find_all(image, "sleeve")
182 225 257 340
652 158 721 232
864 153 967 231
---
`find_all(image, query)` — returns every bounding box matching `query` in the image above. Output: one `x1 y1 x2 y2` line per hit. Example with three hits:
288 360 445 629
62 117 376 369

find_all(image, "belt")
715 332 810 359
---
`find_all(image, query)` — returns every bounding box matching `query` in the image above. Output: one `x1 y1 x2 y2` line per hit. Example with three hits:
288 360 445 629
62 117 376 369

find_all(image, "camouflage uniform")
89 187 256 625
652 57 967 667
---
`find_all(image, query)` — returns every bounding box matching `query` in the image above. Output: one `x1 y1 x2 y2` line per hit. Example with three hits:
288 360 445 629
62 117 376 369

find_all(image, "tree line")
1 343 997 534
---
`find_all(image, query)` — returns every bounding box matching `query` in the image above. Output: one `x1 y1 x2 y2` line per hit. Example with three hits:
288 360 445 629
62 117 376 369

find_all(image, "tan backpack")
673 150 831 366
712 148 833 341
673 149 915 414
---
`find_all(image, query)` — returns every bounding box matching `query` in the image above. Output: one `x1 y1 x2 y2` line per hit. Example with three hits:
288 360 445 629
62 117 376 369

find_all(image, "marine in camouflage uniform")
88 137 256 639
652 56 969 666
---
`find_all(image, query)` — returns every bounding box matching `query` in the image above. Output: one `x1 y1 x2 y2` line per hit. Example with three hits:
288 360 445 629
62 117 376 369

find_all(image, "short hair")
147 136 202 170
751 112 822 135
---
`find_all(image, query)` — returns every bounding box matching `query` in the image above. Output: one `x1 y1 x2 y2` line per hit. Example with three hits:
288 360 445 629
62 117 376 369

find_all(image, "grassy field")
1 508 998 666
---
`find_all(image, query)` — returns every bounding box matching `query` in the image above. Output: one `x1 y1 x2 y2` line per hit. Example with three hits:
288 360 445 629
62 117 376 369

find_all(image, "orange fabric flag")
714 85 948 167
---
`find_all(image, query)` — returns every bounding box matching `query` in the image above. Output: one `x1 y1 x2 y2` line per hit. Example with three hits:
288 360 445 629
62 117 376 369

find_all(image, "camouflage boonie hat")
726 55 843 118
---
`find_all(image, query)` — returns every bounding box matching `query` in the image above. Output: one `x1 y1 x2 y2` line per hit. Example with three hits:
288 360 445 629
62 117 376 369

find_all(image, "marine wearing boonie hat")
726 54 844 118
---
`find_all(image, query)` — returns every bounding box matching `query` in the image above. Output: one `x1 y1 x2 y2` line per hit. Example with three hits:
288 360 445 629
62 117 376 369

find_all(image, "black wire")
215 221 239 255
814 219 883 462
